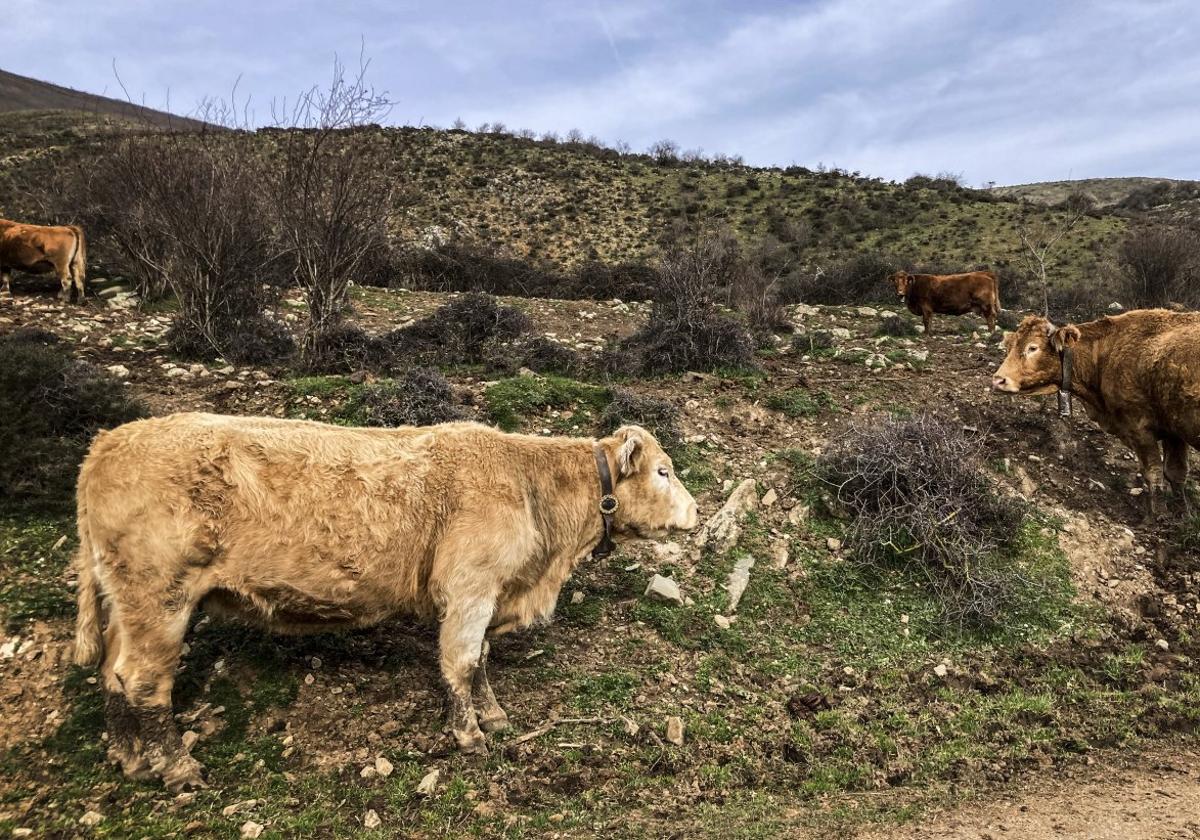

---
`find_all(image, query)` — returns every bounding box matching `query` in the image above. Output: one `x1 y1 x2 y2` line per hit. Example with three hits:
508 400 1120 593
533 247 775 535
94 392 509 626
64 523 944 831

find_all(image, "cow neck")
1056 324 1102 412
524 441 608 564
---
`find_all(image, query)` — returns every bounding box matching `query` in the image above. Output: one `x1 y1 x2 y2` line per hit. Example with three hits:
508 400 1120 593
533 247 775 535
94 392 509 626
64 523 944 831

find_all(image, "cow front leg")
0 270 11 299
922 308 933 336
438 598 493 754
1130 436 1166 521
472 639 509 733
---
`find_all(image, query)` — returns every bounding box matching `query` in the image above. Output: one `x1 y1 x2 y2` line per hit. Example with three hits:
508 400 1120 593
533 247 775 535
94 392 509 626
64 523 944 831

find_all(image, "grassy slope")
994 177 1194 208
0 111 1126 294
0 69 207 128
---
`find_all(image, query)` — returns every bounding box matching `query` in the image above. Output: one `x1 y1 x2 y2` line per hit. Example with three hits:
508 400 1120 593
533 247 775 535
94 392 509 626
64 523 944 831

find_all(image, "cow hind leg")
57 265 73 303
111 609 205 791
100 620 152 780
438 597 494 754
472 639 509 733
1163 436 1191 514
1130 435 1167 521
0 269 11 299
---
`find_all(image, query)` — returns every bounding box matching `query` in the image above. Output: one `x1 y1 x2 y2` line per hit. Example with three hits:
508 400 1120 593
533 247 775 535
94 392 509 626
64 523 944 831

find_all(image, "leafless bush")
1116 226 1200 309
345 367 470 427
622 233 755 373
385 292 530 366
79 129 290 362
875 314 917 337
270 55 396 366
647 139 680 165
598 390 681 448
819 413 1029 629
791 253 896 305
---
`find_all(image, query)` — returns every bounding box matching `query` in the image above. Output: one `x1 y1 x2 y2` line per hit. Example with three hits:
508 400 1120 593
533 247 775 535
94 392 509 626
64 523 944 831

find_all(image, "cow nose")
991 375 1008 391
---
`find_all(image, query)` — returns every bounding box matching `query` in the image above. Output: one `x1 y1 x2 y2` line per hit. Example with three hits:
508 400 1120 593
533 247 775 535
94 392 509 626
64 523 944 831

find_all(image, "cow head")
991 315 1081 395
600 425 698 537
890 271 911 300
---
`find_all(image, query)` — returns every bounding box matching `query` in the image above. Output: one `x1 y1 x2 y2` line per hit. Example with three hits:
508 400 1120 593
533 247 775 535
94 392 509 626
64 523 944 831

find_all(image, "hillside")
0 68 206 129
0 111 1127 305
994 176 1196 208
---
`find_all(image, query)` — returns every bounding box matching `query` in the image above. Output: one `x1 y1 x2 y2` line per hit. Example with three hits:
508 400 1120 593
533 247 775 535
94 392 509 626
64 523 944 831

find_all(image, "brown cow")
0 217 87 302
992 310 1200 517
891 270 1000 334
72 413 697 790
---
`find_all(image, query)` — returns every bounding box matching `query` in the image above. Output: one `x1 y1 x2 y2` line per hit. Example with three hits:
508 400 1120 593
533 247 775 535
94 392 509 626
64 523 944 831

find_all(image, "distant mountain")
0 68 206 129
993 177 1196 208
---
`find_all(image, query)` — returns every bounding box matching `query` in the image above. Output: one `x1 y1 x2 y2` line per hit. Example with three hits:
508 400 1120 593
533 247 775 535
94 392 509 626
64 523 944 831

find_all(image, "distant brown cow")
992 309 1200 517
0 217 87 302
891 270 1000 334
73 413 697 790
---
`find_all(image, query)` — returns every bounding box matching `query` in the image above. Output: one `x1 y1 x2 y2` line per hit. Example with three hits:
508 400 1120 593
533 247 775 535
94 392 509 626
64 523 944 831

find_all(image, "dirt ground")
863 742 1200 839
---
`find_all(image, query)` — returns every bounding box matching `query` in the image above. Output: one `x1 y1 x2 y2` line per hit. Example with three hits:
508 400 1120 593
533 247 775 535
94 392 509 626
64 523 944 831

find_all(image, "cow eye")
657 466 670 477
1026 344 1038 355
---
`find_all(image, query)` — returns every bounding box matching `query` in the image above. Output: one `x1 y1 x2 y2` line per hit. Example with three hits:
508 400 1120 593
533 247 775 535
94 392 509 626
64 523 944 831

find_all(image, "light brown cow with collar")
72 413 697 790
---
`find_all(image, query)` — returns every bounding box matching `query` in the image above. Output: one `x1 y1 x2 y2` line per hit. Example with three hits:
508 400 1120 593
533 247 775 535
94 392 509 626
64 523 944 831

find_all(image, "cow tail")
993 277 1002 313
69 225 87 289
72 495 103 668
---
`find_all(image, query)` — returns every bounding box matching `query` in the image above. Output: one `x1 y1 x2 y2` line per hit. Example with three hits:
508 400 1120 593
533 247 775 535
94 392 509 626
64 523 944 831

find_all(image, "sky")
6 0 1199 185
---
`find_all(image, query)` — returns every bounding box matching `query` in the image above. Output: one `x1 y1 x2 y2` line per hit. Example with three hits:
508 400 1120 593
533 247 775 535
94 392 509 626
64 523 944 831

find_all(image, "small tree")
271 54 395 365
1117 226 1200 309
1016 192 1087 316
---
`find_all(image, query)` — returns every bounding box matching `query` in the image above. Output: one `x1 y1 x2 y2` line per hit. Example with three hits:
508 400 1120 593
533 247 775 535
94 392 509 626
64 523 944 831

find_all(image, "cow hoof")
162 756 207 792
454 730 488 756
479 711 510 734
109 747 154 781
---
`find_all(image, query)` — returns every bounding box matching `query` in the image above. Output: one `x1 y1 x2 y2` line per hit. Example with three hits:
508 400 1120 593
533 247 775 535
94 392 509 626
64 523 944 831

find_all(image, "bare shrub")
0 329 145 507
386 292 530 365
875 314 917 338
622 234 755 373
792 330 835 355
818 413 1029 629
1116 226 1200 309
78 127 291 363
598 389 681 448
344 367 469 427
270 56 396 366
793 253 896 305
648 139 680 165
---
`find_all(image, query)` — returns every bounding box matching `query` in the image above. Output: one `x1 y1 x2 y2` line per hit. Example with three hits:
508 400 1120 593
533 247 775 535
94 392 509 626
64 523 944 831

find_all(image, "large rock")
644 574 683 606
665 716 685 746
695 479 758 554
725 555 755 612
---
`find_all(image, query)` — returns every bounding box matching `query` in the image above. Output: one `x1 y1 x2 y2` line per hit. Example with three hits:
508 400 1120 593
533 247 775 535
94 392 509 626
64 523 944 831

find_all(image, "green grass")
483 375 611 433
0 514 75 632
765 388 834 418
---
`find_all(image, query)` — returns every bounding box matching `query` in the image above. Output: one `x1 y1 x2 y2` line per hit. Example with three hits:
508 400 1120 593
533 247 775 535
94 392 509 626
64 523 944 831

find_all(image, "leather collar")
592 446 618 559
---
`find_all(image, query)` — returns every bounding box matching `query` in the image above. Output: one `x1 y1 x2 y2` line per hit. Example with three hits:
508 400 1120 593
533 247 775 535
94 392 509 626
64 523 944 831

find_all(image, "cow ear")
613 425 648 476
1051 325 1081 351
1001 330 1015 351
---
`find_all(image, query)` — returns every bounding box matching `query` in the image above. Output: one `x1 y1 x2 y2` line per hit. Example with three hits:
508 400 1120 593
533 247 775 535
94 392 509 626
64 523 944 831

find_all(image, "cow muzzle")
991 374 1019 393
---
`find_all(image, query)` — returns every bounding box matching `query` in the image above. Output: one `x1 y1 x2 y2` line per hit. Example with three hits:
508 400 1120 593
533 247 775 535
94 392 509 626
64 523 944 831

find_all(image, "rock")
644 574 683 606
1156 639 1170 651
106 364 130 379
240 821 265 839
1108 301 1124 311
787 504 810 528
714 614 732 629
933 663 948 678
826 537 842 553
79 811 104 828
830 327 852 340
792 303 820 317
375 756 394 778
725 555 755 612
652 541 684 564
880 310 898 319
570 590 585 605
416 769 440 796
364 809 382 830
760 488 778 508
665 716 685 746
12 829 34 838
857 306 878 317
0 638 18 660
771 542 789 569
909 349 929 363
360 765 378 780
517 367 537 378
622 716 640 737
222 800 258 818
695 479 758 554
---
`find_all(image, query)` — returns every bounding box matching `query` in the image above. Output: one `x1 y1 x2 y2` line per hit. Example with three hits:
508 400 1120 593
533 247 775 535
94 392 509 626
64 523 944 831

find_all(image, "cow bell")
1057 391 1072 417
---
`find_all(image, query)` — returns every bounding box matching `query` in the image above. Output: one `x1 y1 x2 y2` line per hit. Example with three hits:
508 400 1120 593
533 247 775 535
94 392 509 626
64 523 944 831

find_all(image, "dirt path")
864 744 1200 839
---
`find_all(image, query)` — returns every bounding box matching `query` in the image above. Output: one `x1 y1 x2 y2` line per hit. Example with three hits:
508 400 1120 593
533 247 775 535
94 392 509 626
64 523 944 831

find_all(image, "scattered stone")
12 829 34 838
79 811 104 828
364 809 382 830
570 590 585 605
665 716 685 746
857 306 878 317
644 574 683 606
360 765 378 780
222 800 258 818
829 327 852 340
375 756 394 778
1108 301 1124 311
771 542 789 569
760 488 778 507
240 821 265 839
416 769 440 796
933 663 948 678
714 614 732 629
695 479 758 554
622 716 640 737
1156 639 1170 652
826 537 842 553
106 364 130 379
725 555 755 613
787 504 810 528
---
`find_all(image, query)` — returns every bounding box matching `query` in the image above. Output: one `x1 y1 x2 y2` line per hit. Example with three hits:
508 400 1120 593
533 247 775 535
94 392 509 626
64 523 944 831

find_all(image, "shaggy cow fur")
73 413 697 790
0 218 87 302
891 269 1000 334
993 309 1200 517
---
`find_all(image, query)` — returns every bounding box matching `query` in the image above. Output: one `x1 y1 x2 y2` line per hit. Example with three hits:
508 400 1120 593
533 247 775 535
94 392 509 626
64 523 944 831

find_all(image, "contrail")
595 7 627 72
